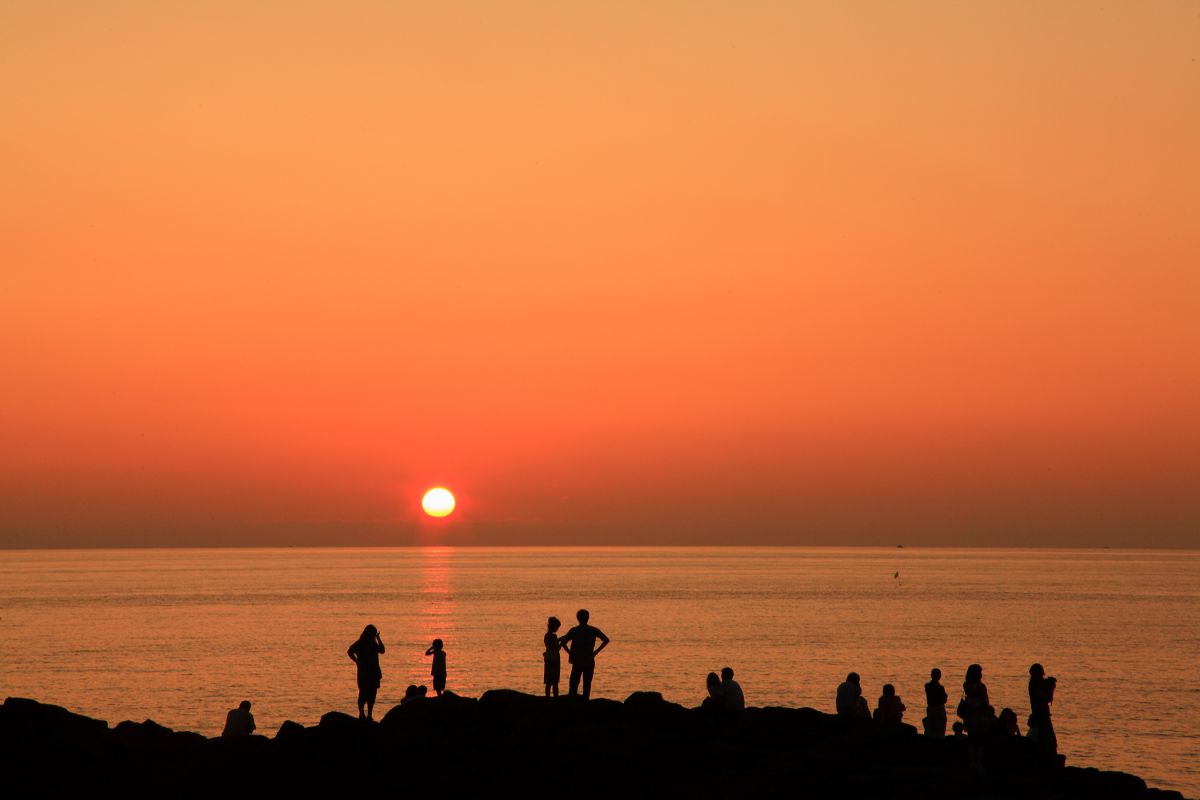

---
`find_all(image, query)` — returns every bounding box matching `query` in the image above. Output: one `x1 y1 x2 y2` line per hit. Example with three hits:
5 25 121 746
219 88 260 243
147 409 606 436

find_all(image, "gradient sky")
2 1 1197 547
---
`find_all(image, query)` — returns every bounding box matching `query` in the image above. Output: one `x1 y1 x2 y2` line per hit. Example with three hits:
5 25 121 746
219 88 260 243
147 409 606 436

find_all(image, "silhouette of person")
558 609 609 700
923 668 948 737
702 672 725 709
347 624 385 720
840 671 868 719
996 707 1021 737
951 721 966 738
959 663 994 770
425 639 447 696
1027 663 1058 754
873 684 906 725
221 700 256 737
836 672 869 718
958 663 993 734
720 667 745 711
543 617 562 698
401 684 428 705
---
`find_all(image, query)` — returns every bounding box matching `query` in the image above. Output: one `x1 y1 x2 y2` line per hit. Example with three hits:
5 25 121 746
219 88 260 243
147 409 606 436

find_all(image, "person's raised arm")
592 629 610 658
376 633 385 653
425 646 435 656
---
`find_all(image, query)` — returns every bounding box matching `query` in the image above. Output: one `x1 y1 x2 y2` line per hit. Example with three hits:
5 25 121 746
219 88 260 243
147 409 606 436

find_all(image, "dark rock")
1 695 1181 799
1 696 108 746
623 691 683 712
274 720 306 742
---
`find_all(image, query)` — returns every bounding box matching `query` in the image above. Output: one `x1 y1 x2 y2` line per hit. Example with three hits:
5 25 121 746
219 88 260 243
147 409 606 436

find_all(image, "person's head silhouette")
548 616 561 632
966 664 983 683
930 668 941 681
360 624 378 642
1029 663 1045 677
576 609 589 624
706 672 720 692
882 684 895 697
431 638 443 652
721 667 734 681
847 672 860 685
238 700 252 711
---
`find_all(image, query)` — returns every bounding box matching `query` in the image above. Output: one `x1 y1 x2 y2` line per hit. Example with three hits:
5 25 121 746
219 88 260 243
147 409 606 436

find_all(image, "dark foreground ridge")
1 693 1185 799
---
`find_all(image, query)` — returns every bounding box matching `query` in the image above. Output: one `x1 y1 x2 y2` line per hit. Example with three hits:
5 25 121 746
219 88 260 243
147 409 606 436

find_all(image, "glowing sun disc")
421 487 456 518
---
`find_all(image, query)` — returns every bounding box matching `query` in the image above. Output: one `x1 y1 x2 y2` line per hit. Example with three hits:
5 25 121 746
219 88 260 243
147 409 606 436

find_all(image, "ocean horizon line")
3 543 1198 553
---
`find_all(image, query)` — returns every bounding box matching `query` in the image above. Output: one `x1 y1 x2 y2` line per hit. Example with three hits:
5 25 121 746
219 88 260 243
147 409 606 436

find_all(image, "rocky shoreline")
1 693 1185 798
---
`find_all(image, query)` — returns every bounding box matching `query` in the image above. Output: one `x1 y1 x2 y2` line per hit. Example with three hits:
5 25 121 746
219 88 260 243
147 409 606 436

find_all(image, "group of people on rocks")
222 612 1058 764
833 663 1059 757
345 624 454 720
333 609 614 723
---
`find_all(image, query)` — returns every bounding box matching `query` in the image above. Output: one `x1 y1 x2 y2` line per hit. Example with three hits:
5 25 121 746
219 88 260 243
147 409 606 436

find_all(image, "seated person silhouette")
873 684 906 725
558 609 609 700
836 673 869 718
702 672 725 710
401 684 428 706
995 707 1021 737
221 700 256 737
720 667 745 711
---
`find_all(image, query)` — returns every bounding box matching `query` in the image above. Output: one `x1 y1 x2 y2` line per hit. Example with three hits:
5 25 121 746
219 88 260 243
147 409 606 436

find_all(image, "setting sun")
421 488 456 518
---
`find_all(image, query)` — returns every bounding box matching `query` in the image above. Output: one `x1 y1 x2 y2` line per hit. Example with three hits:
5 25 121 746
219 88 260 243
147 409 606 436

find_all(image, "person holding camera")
348 624 386 720
1027 663 1058 754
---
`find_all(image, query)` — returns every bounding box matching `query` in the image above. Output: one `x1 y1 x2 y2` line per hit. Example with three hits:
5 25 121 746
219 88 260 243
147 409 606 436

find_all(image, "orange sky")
2 1 1197 547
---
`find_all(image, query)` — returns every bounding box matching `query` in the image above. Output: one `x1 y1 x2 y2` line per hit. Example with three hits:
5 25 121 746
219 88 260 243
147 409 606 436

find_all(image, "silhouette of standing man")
559 609 609 700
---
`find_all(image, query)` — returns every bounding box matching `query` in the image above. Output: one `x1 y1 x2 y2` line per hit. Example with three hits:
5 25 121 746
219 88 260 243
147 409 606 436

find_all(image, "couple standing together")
544 609 610 699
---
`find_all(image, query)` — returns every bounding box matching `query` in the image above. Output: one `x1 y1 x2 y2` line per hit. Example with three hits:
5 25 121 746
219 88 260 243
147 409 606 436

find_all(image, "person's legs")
357 689 367 719
365 686 378 720
568 663 583 696
581 663 595 700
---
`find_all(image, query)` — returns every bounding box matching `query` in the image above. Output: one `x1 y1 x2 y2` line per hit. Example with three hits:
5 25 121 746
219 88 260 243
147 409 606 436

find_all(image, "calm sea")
1 547 1196 796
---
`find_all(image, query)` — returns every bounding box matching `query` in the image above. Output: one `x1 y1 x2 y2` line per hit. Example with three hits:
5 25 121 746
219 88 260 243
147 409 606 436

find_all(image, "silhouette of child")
425 639 447 696
952 721 966 738
543 617 562 698
874 684 906 725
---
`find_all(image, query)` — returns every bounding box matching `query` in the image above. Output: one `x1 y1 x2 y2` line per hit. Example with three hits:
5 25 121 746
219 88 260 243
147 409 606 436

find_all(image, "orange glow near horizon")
0 2 1197 547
